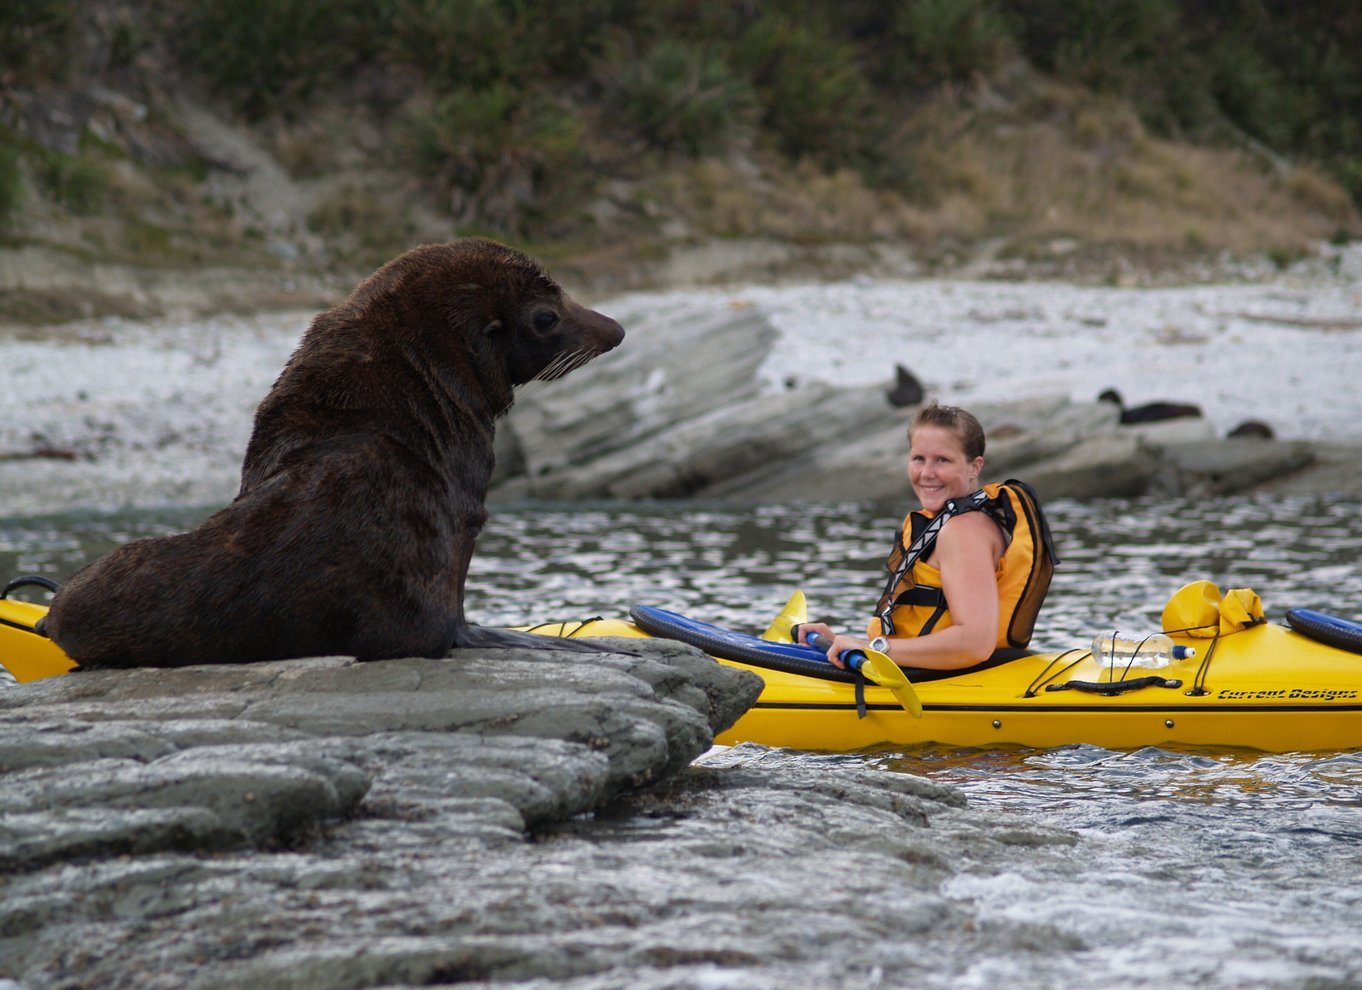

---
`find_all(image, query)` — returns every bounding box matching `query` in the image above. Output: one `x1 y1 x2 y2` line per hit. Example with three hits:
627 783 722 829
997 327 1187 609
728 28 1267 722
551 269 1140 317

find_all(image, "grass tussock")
882 77 1353 258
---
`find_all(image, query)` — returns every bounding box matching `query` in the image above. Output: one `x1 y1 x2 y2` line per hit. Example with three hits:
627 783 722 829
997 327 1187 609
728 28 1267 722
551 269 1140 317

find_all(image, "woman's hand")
799 622 869 670
797 622 838 666
825 634 874 669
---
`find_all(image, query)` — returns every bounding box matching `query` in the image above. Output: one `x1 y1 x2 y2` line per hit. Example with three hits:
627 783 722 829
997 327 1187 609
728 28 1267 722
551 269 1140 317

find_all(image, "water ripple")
5 494 1361 986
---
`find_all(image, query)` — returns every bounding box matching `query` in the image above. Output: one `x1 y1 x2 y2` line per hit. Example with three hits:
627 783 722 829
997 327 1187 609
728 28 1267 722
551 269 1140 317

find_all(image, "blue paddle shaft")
804 630 869 671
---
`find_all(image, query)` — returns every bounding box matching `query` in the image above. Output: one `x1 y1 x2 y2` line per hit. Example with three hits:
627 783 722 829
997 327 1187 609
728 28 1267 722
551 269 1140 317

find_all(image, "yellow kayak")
710 620 1362 753
7 581 1360 753
0 580 77 682
520 598 1362 754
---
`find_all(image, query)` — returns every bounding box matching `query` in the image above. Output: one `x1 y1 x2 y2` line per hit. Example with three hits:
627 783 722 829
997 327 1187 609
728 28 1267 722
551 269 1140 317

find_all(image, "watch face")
870 637 889 653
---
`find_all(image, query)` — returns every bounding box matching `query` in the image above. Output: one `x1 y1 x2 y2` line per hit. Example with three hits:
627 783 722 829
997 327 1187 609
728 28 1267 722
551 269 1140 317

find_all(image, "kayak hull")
714 681 1362 752
527 616 1362 753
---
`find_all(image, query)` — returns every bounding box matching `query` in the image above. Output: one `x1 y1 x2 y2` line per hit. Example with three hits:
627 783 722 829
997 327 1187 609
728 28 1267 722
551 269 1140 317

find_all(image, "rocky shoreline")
0 639 758 985
0 640 1077 990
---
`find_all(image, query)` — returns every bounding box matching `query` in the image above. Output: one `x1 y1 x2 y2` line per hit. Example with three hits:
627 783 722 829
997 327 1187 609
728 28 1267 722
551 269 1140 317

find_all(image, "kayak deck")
526 615 1362 753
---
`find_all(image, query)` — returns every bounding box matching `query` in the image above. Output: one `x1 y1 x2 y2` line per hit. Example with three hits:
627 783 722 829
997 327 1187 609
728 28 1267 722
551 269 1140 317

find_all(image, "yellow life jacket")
868 479 1057 650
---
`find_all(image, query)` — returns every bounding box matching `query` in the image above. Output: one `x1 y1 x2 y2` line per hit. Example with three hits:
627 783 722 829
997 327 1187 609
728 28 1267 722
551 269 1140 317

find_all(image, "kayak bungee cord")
1021 649 1088 697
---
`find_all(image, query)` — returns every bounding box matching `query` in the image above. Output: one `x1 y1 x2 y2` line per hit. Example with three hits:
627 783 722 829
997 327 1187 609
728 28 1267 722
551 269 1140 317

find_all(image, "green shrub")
1204 38 1294 147
308 186 411 264
182 0 385 118
406 84 556 168
1331 158 1362 209
628 0 758 43
1286 33 1362 162
389 0 621 88
888 0 1013 86
122 220 173 258
1005 0 1192 125
1054 0 1184 94
609 39 756 157
109 15 149 73
0 0 75 85
389 0 526 89
0 140 23 229
36 152 108 215
737 14 876 164
1006 0 1229 141
403 83 588 235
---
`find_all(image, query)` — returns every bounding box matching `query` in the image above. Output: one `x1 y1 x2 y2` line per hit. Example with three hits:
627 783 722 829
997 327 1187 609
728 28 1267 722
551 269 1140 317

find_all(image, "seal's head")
338 238 623 411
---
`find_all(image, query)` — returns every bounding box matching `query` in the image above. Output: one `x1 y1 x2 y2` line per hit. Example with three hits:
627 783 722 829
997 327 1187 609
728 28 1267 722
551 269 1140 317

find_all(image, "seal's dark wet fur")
45 239 624 668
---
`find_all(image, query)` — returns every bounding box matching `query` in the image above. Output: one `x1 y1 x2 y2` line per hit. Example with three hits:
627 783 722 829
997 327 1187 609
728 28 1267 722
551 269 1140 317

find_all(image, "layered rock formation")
494 302 1319 503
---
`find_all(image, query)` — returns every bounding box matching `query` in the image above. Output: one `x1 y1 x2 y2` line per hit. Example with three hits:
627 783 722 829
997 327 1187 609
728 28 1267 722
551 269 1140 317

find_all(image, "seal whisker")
535 352 572 382
541 346 607 382
536 348 589 382
553 348 589 377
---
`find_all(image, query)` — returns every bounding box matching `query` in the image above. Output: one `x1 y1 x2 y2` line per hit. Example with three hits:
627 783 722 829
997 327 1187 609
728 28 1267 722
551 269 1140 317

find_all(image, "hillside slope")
2 2 1359 324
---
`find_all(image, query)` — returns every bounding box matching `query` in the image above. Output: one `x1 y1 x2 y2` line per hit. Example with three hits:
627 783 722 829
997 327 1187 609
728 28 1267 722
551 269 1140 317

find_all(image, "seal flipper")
449 622 629 655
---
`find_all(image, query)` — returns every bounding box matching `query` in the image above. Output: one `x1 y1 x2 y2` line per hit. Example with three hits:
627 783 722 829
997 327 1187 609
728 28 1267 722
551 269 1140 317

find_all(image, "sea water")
2 495 1360 987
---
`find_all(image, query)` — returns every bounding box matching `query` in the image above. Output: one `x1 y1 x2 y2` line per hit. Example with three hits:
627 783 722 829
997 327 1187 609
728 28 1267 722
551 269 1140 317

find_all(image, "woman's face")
908 425 984 513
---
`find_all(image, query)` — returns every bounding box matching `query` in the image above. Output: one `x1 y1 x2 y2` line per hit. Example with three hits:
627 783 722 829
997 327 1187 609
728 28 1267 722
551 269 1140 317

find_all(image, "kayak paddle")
804 630 923 719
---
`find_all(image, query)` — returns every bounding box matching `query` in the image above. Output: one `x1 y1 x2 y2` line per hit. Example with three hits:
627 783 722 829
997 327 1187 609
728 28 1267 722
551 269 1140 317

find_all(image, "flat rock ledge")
0 642 750 981
0 641 760 872
0 643 1050 990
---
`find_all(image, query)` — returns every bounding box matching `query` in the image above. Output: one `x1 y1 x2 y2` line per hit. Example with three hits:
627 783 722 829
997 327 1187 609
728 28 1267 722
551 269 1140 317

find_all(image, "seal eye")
533 311 559 333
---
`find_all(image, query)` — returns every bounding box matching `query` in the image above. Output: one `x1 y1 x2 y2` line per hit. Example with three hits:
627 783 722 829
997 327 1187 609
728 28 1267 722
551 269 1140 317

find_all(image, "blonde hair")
909 401 986 460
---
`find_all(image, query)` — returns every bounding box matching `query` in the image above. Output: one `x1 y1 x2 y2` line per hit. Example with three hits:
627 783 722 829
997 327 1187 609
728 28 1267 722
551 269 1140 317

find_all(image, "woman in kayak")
799 401 1053 671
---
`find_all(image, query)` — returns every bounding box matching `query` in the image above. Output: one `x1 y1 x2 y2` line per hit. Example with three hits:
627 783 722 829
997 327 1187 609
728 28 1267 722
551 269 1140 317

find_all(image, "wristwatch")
869 636 890 654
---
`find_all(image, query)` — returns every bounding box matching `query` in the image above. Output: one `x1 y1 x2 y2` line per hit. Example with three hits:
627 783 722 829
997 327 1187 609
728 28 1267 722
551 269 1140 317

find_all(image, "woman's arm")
810 513 1003 670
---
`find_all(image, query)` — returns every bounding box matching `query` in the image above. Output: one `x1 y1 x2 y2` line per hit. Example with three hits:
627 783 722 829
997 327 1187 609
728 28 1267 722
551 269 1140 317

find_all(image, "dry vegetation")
585 67 1357 284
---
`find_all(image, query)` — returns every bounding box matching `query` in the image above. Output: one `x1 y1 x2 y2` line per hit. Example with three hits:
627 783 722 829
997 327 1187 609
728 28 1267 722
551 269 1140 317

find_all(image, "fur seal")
1098 388 1202 424
886 363 925 408
1227 419 1274 439
43 239 624 668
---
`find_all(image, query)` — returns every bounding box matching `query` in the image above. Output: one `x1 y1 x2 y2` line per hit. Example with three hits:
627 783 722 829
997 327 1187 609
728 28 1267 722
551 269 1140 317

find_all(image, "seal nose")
572 298 623 351
598 313 624 350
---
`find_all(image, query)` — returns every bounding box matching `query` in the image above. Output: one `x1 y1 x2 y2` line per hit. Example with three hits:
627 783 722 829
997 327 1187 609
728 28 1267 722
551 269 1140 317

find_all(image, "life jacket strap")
893 586 947 608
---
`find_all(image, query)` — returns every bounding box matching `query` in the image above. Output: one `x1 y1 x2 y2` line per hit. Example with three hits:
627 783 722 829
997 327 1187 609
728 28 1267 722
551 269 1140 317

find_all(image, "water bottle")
1091 632 1195 669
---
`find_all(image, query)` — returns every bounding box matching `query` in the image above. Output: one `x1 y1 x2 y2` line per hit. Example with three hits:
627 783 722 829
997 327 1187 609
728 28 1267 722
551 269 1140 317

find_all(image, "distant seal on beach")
1228 419 1274 439
1098 388 1202 424
886 363 925 408
43 239 624 668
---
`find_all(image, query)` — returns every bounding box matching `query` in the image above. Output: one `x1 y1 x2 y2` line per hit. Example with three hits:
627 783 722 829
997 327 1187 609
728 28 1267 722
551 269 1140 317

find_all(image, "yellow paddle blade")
760 589 808 642
861 651 924 719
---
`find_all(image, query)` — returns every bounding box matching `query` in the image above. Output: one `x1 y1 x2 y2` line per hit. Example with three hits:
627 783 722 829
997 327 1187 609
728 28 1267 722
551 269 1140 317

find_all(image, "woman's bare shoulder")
939 510 1005 552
